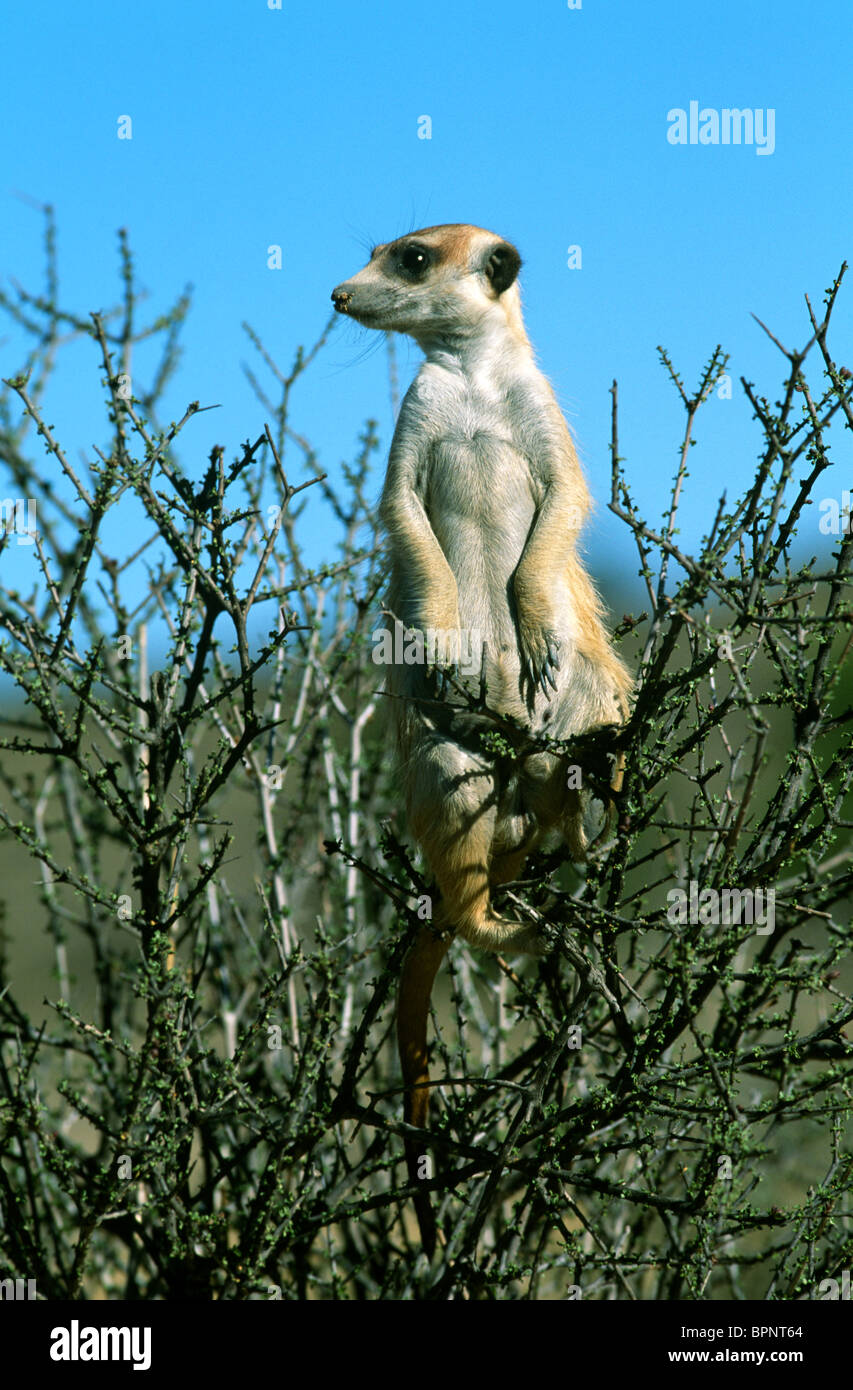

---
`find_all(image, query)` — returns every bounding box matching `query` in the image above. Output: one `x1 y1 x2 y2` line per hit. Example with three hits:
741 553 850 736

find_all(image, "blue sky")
2 0 851 613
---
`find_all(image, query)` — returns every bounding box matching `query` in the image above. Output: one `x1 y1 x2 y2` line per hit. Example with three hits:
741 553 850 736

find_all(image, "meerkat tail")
397 925 450 1256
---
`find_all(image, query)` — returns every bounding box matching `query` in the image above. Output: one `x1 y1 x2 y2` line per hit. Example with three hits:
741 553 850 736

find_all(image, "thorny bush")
0 212 851 1300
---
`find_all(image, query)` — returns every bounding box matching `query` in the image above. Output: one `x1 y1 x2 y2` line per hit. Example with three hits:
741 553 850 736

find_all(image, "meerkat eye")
399 244 431 278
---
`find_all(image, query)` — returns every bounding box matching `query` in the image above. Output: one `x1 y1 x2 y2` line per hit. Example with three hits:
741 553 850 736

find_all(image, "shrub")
1 214 851 1299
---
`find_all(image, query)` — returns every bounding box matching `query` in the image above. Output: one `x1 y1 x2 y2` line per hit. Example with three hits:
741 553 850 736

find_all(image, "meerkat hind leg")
414 790 543 957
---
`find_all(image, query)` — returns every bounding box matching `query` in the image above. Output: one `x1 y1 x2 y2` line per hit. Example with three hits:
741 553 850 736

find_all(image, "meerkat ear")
483 241 522 295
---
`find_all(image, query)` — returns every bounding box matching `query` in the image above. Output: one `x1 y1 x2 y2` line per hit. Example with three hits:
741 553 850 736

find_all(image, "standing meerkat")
332 224 631 1249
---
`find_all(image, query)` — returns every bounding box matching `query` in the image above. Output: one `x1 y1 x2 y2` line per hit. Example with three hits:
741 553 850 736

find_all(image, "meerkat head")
331 224 525 347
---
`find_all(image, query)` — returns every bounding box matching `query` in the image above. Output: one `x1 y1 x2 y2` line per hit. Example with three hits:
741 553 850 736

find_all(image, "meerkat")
332 224 631 1249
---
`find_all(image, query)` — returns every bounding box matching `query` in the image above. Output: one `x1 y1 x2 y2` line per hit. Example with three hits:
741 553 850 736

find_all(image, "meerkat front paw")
519 621 562 698
414 614 463 693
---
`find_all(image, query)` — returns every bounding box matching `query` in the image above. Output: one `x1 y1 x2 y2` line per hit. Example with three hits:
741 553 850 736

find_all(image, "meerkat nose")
331 287 352 312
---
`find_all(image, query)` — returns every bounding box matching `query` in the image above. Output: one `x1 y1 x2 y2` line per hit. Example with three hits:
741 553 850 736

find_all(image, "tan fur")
332 224 631 1250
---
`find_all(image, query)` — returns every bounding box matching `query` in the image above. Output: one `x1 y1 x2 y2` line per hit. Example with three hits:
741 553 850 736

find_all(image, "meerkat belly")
427 432 534 643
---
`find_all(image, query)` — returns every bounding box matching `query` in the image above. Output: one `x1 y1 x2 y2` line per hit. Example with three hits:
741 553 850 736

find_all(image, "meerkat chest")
413 364 543 525
437 368 517 449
